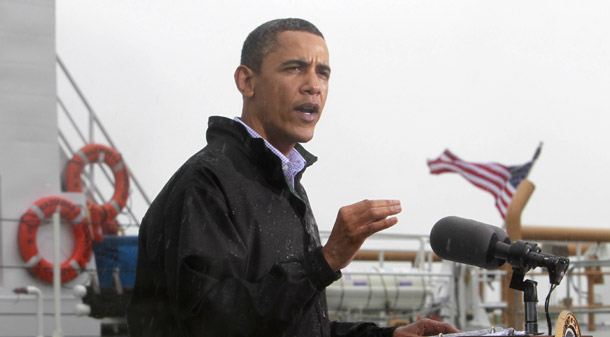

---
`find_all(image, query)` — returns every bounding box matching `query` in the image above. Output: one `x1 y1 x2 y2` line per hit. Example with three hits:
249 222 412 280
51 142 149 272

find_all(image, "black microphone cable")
545 283 558 335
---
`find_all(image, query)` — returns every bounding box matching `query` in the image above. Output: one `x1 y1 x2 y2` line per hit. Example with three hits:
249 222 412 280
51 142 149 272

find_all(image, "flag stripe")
428 148 537 220
435 150 511 180
428 161 504 196
428 154 510 192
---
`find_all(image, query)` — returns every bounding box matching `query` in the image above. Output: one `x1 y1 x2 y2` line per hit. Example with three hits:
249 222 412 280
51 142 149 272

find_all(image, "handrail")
57 55 151 207
56 55 152 228
522 226 610 242
58 97 87 144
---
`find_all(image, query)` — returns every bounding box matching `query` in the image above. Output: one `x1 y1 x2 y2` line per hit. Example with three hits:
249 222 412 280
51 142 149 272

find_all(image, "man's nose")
301 70 322 95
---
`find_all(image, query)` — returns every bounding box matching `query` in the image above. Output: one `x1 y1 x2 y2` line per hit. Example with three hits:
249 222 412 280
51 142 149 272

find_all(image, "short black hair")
240 18 324 73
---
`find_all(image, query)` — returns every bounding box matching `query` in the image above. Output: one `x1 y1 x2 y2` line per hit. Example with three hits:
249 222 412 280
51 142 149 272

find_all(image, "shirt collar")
234 117 306 186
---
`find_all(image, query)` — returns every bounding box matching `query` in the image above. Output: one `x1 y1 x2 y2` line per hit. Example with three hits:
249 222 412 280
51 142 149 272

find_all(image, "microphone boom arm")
495 240 570 289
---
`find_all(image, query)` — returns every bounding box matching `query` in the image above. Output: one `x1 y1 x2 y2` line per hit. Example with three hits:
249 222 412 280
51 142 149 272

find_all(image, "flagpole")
502 179 535 329
505 179 535 240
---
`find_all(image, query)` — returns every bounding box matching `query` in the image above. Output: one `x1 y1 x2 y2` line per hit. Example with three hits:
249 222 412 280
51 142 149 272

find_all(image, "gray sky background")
56 0 610 238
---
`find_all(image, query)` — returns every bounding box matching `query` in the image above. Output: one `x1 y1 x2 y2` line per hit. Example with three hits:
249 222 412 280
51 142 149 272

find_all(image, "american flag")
427 145 541 219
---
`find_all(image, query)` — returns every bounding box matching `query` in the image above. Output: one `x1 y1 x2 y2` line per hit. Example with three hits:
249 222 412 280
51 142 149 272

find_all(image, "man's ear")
234 65 255 98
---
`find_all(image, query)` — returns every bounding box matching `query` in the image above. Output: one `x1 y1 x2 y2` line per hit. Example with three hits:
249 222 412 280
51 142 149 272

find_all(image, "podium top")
437 327 525 337
436 311 585 337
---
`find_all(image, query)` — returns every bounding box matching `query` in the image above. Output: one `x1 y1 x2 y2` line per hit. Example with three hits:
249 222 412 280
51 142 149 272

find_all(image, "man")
127 18 459 337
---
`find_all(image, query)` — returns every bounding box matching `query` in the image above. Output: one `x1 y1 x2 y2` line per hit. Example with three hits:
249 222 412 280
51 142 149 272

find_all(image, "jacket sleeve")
331 321 397 337
163 181 340 336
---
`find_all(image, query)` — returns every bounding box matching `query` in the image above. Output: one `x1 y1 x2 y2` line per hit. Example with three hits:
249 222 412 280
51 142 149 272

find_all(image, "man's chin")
295 132 315 144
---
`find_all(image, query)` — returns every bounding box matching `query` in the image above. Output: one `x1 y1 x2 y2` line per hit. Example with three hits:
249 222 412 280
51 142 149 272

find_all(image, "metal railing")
56 55 151 228
319 230 610 330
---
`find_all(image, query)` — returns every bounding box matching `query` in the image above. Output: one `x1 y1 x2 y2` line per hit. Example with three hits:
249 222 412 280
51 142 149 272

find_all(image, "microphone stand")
510 270 539 335
523 279 539 335
499 240 570 335
509 270 539 335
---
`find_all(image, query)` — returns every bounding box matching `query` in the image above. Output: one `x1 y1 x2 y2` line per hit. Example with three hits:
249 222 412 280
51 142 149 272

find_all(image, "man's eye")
286 67 301 72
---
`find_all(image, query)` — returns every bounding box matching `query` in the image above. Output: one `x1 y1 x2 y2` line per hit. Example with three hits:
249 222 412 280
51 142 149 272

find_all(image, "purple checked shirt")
234 117 306 187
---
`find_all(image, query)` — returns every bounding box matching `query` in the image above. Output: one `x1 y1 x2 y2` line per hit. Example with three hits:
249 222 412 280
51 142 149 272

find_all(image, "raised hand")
322 199 401 271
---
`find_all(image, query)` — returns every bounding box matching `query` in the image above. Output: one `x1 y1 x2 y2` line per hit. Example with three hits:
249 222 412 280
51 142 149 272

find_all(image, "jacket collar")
206 116 318 183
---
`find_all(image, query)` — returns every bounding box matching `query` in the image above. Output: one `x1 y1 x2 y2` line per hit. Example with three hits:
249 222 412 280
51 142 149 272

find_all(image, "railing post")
53 209 64 337
586 255 603 331
502 179 535 328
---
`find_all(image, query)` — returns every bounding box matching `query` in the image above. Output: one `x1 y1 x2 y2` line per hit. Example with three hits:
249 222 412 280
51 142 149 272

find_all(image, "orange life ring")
65 143 130 241
101 218 120 236
18 196 93 283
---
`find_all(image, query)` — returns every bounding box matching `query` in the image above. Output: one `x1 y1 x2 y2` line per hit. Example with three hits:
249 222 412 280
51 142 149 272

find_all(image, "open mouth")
295 102 319 114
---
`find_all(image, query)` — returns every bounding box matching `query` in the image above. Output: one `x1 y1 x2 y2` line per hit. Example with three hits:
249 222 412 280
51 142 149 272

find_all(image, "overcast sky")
55 0 610 240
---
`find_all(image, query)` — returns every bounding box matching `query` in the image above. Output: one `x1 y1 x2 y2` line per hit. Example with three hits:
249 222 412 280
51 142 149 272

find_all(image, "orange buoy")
18 196 93 283
65 143 130 241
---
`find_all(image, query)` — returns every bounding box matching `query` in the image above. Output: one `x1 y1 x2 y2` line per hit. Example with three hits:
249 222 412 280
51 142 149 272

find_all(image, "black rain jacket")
126 116 395 337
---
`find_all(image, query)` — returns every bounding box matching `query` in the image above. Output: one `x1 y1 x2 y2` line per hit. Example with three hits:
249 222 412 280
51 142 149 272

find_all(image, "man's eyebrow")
318 64 331 74
280 59 332 73
280 59 310 67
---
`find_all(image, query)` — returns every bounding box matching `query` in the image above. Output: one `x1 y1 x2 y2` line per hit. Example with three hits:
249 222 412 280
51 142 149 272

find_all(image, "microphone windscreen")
430 216 510 269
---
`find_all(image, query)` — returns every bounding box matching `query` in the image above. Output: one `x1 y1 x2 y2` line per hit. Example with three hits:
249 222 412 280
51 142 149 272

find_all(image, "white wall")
0 1 98 335
0 0 60 286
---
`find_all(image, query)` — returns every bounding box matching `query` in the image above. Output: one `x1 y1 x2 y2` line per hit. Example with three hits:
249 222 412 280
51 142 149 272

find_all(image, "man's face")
247 31 330 154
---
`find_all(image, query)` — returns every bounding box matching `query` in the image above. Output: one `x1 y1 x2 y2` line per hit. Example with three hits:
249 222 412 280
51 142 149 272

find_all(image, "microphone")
430 216 569 285
430 216 510 270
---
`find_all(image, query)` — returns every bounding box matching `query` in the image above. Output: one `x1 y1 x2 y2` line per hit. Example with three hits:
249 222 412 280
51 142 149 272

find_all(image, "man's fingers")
346 200 401 237
370 204 402 221
357 200 401 221
337 200 401 230
325 199 403 271
348 199 400 213
365 216 399 237
393 319 459 337
420 319 461 335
